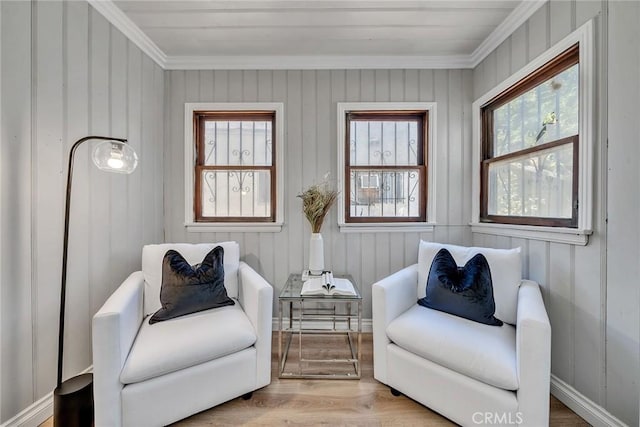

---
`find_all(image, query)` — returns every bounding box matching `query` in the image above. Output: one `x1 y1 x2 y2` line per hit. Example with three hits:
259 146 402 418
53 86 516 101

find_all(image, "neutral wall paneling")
271 70 289 307
0 1 3 419
0 1 33 421
548 243 574 383
573 234 604 404
549 0 574 45
528 2 550 62
434 70 448 229
65 0 91 381
109 29 131 291
330 70 348 278
164 68 473 321
286 70 304 285
126 44 142 275
471 0 635 423
34 0 65 398
0 1 165 421
510 24 528 74
607 0 640 424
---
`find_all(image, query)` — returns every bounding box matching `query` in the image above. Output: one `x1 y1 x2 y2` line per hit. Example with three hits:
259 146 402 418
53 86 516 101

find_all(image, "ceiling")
91 0 547 69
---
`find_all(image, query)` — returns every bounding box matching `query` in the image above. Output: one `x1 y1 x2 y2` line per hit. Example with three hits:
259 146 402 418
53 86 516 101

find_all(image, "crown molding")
164 54 473 70
87 0 167 68
470 0 547 67
88 0 546 71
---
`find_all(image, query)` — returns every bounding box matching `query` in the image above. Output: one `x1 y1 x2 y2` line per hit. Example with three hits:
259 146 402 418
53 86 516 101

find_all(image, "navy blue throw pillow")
418 248 503 326
149 246 234 324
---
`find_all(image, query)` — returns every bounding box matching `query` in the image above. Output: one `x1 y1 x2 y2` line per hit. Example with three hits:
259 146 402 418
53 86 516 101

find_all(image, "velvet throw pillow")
418 248 503 326
149 246 234 324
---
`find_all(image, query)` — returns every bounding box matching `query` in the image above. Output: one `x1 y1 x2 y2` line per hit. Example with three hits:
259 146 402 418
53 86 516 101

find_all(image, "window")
480 45 579 228
337 103 436 232
184 103 284 232
472 21 594 245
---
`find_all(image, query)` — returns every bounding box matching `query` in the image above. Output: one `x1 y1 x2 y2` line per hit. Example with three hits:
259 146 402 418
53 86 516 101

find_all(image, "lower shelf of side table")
278 330 361 379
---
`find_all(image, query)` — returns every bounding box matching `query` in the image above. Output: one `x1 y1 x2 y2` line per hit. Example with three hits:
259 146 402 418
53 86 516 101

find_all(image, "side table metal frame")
278 274 362 379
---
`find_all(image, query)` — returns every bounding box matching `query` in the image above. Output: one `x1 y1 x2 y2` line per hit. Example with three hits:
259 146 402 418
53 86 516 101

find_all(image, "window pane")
203 120 272 166
200 170 271 218
488 143 573 218
493 64 578 156
349 169 421 218
350 121 419 166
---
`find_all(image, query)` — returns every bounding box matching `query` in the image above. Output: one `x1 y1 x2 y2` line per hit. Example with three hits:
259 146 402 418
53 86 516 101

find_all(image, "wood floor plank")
40 333 589 426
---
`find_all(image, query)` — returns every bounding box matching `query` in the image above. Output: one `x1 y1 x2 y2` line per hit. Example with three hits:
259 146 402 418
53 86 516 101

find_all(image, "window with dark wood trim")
194 111 276 222
480 44 579 228
345 111 428 223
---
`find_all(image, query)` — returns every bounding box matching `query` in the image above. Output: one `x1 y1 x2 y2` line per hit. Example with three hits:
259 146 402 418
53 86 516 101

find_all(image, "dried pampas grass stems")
298 182 338 233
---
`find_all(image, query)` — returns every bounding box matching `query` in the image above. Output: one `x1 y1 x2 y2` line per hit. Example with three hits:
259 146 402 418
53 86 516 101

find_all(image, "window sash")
194 112 276 222
345 111 427 223
480 44 579 228
480 136 578 227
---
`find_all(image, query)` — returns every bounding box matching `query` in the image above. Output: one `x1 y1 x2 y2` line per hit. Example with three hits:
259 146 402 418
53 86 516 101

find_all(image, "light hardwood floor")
41 334 589 426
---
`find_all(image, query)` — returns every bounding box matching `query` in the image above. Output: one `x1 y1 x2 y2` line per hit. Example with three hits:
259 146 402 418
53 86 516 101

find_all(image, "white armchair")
372 241 551 426
92 242 273 427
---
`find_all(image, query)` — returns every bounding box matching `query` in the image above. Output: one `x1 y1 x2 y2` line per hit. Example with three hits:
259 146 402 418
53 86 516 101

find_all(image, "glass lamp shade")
92 140 138 174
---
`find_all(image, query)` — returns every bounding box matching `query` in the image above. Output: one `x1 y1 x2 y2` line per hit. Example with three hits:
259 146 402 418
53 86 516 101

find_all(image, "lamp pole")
55 136 130 427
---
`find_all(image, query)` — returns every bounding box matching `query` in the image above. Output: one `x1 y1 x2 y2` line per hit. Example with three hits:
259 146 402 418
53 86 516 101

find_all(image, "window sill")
185 222 283 233
339 223 436 233
470 222 592 246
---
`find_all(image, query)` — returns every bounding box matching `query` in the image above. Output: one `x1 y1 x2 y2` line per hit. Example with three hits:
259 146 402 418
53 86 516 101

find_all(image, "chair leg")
242 392 253 400
390 388 402 397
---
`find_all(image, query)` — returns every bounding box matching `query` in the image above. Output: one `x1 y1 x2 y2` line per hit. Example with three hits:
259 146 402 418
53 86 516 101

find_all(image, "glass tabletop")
279 273 361 300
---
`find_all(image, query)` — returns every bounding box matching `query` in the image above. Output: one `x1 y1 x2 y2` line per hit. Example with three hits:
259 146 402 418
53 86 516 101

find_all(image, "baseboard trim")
1 393 52 427
1 366 93 427
272 317 373 332
550 374 627 427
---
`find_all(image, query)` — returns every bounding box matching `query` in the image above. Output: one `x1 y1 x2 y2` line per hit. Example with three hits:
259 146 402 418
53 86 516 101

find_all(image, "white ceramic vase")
308 233 325 275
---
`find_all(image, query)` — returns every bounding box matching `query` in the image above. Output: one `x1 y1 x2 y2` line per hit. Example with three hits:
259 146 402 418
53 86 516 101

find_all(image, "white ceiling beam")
115 1 521 13
164 54 474 70
88 0 546 70
127 10 509 28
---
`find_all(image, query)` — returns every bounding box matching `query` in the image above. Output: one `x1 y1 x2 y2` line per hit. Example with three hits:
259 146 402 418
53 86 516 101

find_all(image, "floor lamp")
54 136 138 427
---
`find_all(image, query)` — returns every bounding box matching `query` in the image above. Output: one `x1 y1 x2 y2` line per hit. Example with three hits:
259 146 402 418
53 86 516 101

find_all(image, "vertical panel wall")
164 69 474 317
607 0 640 425
474 1 639 425
0 1 164 422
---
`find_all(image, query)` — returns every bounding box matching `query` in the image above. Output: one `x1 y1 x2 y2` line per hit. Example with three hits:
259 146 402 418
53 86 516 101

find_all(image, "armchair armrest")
92 271 145 427
238 262 274 388
516 280 551 426
371 264 419 383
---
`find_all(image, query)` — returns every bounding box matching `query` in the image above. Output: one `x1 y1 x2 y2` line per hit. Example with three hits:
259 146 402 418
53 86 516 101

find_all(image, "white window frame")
337 102 437 233
471 20 594 245
184 102 285 232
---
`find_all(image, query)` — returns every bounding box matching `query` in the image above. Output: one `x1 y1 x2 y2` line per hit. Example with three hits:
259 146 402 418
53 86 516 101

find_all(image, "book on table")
301 272 356 296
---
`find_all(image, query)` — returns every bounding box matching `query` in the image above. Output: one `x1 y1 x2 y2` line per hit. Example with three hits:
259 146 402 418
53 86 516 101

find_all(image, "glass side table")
278 273 362 379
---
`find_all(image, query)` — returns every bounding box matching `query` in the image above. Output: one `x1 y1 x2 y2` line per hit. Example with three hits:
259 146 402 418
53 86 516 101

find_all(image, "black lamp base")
53 373 94 427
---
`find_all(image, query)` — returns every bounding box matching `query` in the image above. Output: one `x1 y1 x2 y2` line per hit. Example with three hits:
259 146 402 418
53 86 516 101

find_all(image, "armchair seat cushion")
120 301 256 384
386 304 518 391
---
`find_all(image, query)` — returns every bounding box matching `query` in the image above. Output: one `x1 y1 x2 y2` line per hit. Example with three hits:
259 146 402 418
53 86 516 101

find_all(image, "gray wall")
473 1 639 425
164 69 474 317
607 0 640 425
0 1 164 422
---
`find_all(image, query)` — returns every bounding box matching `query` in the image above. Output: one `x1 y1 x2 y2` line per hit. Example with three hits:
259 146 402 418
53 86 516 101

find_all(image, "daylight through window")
345 111 427 223
194 111 276 222
481 44 579 227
